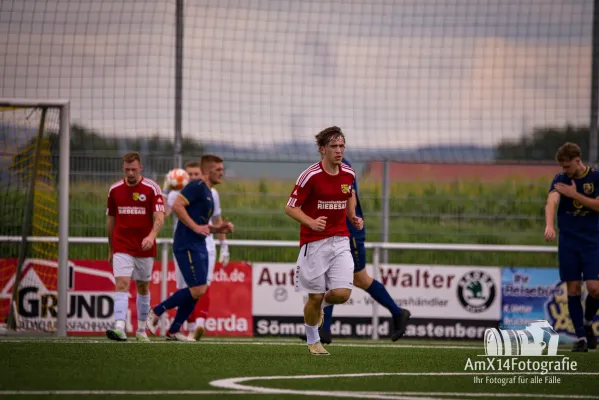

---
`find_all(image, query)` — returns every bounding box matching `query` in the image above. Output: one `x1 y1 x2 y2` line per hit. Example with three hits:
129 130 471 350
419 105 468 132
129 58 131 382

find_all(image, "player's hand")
351 216 364 230
544 225 556 242
194 225 211 237
219 241 230 267
554 181 577 198
310 216 327 232
141 235 155 251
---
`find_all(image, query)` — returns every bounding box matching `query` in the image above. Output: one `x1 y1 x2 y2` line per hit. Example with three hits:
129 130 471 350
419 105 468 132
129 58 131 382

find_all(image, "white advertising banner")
253 263 501 320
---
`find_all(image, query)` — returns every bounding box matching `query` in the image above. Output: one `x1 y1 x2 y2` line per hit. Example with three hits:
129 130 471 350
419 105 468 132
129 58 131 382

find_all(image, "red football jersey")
106 177 165 257
287 161 356 247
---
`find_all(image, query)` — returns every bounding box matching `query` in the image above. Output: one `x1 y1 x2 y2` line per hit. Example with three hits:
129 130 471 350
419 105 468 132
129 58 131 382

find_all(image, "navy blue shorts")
558 238 599 282
350 237 366 273
174 248 209 287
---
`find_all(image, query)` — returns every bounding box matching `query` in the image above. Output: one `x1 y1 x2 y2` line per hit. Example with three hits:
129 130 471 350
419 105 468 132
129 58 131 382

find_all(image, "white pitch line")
210 372 599 399
0 338 481 349
365 392 599 399
0 390 253 396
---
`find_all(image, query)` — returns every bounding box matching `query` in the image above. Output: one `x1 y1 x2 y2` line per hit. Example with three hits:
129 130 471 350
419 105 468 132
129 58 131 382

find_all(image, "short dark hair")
200 154 223 170
555 142 582 162
315 126 345 148
122 151 141 164
184 160 201 169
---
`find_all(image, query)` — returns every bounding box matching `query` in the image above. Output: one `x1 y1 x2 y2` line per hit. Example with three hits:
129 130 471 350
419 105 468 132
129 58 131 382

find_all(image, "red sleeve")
153 192 165 213
106 190 116 216
287 174 313 208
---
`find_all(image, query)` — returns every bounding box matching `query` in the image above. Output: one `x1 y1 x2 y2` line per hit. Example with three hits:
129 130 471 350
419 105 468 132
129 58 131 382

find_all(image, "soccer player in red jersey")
105 152 165 342
285 126 363 355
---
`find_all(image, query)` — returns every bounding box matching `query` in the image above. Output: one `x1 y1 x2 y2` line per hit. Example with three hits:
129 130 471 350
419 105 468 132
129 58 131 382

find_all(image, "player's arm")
285 176 326 231
141 192 165 250
346 189 364 230
211 215 227 242
106 190 117 263
285 205 325 231
570 192 599 212
545 191 559 228
149 210 165 238
544 184 560 241
107 216 115 252
171 194 208 235
347 194 357 219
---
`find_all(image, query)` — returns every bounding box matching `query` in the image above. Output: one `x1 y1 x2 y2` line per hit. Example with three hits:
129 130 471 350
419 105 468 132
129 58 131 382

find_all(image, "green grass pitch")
1 337 598 399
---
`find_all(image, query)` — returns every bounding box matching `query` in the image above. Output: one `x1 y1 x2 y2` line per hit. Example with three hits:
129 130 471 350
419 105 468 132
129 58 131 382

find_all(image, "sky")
0 0 593 154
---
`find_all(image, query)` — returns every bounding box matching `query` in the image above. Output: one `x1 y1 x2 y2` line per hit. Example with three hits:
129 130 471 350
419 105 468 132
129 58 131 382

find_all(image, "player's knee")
114 277 130 292
586 283 599 299
306 293 324 307
189 284 207 299
566 281 582 296
136 281 150 295
353 272 373 290
327 288 351 304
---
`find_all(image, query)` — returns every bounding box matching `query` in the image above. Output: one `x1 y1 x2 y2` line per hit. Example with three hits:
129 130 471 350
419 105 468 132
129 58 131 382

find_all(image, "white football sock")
113 292 128 330
136 293 150 332
304 324 320 345
188 322 196 332
196 317 206 328
115 320 126 331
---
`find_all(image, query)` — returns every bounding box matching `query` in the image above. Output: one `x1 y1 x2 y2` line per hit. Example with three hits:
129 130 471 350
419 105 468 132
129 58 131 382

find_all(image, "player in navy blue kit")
545 143 599 352
300 157 411 344
146 155 234 341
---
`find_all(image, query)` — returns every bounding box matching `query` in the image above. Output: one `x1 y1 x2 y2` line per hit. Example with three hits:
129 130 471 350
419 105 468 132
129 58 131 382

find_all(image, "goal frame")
0 98 70 337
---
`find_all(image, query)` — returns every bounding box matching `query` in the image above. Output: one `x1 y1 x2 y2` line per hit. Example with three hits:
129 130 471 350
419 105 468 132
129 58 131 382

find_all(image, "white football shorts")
175 236 217 289
294 236 354 293
112 253 154 281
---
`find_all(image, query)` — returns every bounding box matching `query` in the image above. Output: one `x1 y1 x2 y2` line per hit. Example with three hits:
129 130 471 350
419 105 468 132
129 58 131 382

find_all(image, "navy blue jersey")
342 158 365 240
173 179 214 251
550 167 599 243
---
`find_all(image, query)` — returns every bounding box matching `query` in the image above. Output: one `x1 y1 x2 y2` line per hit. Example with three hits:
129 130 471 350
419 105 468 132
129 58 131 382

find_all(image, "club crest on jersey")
584 183 594 194
132 193 146 201
341 184 351 194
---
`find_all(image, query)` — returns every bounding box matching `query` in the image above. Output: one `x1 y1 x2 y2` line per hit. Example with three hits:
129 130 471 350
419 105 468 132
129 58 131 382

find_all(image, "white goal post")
0 98 70 337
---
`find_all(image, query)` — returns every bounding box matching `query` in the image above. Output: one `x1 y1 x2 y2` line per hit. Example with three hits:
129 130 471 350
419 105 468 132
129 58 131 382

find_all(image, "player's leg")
351 238 411 341
187 237 217 340
294 239 329 355
580 245 599 349
132 257 154 342
165 250 209 340
559 241 587 351
173 255 194 334
106 253 134 341
147 249 205 340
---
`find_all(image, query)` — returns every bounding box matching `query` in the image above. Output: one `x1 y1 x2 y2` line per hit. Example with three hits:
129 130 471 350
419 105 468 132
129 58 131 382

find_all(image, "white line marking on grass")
0 390 254 396
370 392 599 399
210 372 599 399
0 338 481 349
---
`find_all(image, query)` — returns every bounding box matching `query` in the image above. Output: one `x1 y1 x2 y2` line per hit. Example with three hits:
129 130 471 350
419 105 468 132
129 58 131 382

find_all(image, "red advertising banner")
0 258 253 337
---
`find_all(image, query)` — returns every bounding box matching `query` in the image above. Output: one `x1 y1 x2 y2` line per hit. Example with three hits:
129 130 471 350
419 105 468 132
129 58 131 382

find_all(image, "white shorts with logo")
112 253 154 281
175 235 217 289
294 236 354 293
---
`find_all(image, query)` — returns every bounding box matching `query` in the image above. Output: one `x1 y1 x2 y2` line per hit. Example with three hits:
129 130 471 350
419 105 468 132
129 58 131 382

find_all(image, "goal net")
0 100 70 336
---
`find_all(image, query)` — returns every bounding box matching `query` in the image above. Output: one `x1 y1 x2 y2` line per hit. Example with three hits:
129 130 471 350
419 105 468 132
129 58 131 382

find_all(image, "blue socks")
153 288 193 317
320 280 401 333
584 295 599 324
168 297 198 334
568 295 585 338
367 279 402 316
322 305 333 332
